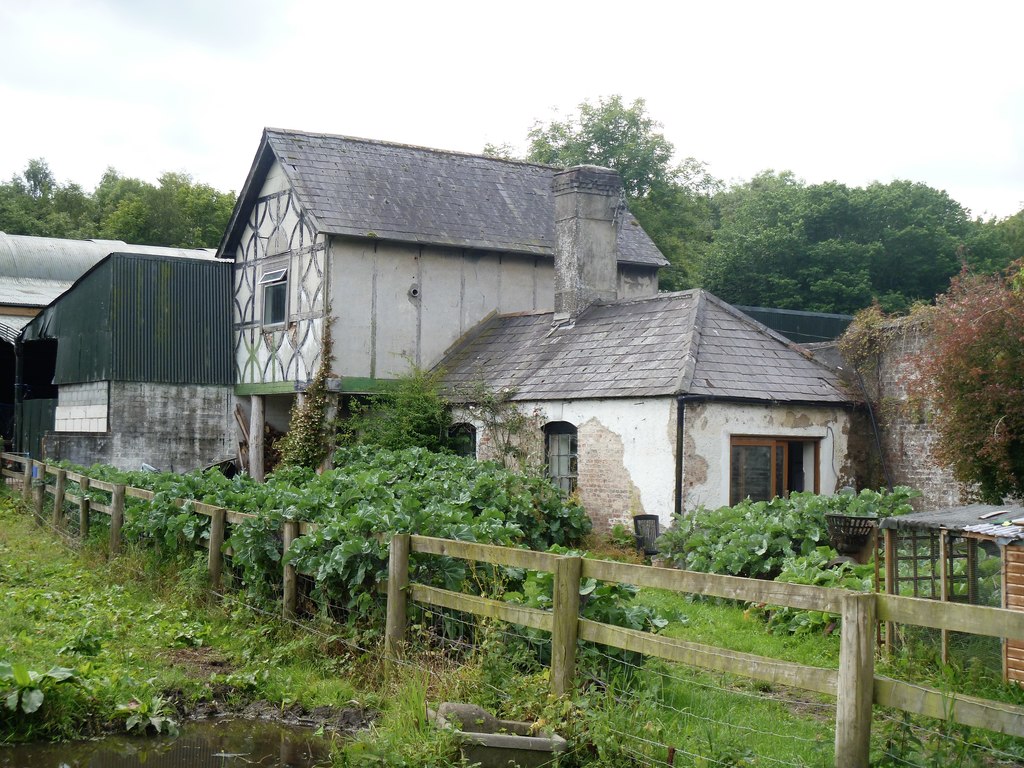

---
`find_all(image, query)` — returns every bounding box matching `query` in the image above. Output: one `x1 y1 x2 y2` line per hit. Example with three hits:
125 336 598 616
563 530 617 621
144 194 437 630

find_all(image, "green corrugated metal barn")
17 252 235 470
21 252 232 385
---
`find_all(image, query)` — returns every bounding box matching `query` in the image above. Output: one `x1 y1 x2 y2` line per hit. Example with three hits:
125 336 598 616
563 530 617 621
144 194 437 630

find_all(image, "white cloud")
0 0 1020 216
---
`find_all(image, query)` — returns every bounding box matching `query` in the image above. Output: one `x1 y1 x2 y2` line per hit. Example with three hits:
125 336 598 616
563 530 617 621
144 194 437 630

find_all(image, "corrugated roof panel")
19 252 231 386
111 255 232 385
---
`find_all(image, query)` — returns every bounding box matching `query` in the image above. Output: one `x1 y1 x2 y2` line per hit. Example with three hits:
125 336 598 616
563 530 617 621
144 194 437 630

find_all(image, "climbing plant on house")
277 316 335 470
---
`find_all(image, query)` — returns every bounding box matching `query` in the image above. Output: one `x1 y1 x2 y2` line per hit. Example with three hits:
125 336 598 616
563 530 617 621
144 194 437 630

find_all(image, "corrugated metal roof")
734 306 854 344
19 253 232 385
439 290 852 403
111 254 232 384
0 317 25 343
0 276 75 307
220 129 667 267
0 233 214 283
880 504 1024 543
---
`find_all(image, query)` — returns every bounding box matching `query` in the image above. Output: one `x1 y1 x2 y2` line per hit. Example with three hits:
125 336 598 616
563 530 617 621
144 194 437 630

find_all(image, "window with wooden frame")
259 267 288 326
729 436 820 505
545 421 578 494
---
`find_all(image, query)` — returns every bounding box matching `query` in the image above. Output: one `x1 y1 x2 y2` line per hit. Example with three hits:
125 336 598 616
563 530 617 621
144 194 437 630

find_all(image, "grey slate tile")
260 129 665 267
439 290 852 404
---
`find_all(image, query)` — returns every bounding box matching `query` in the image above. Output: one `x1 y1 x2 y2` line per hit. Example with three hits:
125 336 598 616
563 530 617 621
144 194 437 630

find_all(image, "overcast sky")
1 0 1021 218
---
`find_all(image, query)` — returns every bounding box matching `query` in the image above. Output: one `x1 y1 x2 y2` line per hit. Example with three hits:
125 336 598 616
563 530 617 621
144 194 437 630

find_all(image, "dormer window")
259 267 288 326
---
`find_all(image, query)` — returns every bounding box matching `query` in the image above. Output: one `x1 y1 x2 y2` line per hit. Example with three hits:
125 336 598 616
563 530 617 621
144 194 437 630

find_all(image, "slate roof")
220 128 666 267
438 290 852 403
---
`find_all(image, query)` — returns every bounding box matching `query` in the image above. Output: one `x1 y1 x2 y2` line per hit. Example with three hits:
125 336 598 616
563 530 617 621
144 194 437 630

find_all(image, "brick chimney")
552 165 622 324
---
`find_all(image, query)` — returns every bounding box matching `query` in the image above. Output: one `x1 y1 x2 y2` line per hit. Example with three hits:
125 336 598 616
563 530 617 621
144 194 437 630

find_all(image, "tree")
525 96 719 291
912 264 1024 502
0 160 235 248
528 95 680 198
699 174 1013 314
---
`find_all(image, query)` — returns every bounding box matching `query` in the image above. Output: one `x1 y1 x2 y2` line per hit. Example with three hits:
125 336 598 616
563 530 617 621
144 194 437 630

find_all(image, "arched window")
544 421 577 494
448 423 477 458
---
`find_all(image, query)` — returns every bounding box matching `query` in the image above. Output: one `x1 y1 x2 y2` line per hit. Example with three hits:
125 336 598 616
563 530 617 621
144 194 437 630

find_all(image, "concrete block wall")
55 382 109 433
45 382 234 473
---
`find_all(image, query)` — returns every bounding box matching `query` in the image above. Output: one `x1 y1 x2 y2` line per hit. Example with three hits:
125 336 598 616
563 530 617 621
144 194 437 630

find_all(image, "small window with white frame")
259 267 288 326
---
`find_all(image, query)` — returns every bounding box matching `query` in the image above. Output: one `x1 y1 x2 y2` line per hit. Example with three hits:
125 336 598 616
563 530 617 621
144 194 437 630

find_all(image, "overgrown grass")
6 481 1024 766
0 488 360 742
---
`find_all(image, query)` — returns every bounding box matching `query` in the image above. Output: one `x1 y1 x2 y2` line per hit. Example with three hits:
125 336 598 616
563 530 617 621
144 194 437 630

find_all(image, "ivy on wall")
277 315 335 470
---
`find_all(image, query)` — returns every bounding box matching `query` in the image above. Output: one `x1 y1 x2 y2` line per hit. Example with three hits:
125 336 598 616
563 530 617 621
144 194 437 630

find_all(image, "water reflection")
0 718 333 767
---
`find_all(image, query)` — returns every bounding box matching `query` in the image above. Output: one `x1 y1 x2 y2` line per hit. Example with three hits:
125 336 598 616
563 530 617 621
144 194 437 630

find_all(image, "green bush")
657 487 918 579
752 548 874 635
54 447 592 625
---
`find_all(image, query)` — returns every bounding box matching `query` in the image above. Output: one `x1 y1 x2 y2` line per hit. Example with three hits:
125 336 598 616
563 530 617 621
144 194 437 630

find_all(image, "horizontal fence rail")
5 451 1024 766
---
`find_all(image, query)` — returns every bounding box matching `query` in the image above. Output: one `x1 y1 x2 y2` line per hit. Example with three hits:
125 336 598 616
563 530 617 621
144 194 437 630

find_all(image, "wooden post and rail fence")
4 452 1024 766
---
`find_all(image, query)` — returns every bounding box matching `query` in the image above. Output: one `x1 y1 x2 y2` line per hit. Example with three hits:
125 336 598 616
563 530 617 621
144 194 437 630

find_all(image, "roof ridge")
674 289 705 394
264 127 562 172
588 288 701 311
704 293 824 354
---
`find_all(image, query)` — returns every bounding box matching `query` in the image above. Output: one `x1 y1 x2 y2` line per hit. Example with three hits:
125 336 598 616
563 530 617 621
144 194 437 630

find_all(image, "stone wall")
45 381 234 473
855 318 964 508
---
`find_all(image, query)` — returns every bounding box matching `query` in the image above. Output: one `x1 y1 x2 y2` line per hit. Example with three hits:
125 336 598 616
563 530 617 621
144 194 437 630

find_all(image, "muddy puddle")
0 717 334 767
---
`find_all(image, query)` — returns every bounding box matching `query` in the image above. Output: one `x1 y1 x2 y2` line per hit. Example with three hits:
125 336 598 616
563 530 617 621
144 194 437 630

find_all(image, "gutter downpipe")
675 395 707 517
854 369 894 492
13 339 24 454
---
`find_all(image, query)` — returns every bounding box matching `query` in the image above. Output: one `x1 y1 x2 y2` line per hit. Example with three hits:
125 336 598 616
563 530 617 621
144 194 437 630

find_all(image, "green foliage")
912 264 1024 502
348 365 454 453
699 172 1013 314
658 494 827 579
337 674 462 767
282 447 590 622
658 488 917 579
529 95 684 198
0 160 234 247
753 548 874 635
116 694 179 736
277 315 335 469
525 95 720 291
56 447 591 625
0 662 77 715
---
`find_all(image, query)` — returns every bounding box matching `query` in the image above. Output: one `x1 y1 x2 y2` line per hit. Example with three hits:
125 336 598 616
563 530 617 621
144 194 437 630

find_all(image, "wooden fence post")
32 463 44 525
282 519 299 620
109 483 125 555
21 458 31 502
883 527 896 652
53 469 66 529
208 507 226 591
550 555 583 698
384 533 411 665
78 477 91 540
835 592 876 768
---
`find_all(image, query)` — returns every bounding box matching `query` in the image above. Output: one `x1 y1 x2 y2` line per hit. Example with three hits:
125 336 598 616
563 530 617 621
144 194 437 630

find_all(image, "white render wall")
682 400 853 512
328 239 661 381
471 398 678 532
466 396 854 532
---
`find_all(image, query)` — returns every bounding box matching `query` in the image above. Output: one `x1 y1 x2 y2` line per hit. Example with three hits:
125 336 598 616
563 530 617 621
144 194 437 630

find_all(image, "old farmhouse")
220 131 857 528
2 129 861 530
